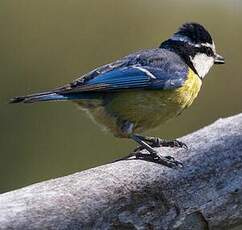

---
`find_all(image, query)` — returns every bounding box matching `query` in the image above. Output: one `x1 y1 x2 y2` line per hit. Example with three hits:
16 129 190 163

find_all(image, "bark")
0 113 242 230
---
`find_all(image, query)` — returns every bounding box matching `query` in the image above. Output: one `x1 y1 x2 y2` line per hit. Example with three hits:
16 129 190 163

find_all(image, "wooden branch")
1 114 242 230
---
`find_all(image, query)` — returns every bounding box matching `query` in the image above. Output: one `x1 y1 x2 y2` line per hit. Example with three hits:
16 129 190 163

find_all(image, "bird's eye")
200 46 214 57
205 47 214 57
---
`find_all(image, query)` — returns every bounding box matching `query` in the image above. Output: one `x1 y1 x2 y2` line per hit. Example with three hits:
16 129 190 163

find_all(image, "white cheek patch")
190 53 214 78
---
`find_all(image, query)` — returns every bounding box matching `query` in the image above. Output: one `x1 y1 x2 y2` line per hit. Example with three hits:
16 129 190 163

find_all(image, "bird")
10 22 225 168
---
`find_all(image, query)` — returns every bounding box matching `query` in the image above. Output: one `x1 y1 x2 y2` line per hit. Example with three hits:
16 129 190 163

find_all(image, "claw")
157 153 183 168
172 140 188 150
160 139 188 150
164 156 183 168
165 155 175 160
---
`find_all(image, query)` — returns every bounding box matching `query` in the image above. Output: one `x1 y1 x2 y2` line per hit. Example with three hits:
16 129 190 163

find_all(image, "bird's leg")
130 134 183 168
134 134 188 150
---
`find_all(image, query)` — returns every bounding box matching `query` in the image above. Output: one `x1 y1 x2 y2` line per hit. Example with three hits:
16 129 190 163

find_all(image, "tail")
10 91 72 104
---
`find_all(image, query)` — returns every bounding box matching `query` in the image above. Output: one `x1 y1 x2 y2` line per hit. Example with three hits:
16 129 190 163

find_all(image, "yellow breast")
171 68 202 110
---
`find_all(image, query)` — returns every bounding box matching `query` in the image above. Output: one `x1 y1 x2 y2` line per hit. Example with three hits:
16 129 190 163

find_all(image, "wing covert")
59 65 188 93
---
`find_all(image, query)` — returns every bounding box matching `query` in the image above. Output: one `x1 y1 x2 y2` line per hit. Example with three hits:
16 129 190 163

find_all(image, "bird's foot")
133 135 188 151
112 134 183 168
112 150 183 168
151 138 188 149
134 150 183 168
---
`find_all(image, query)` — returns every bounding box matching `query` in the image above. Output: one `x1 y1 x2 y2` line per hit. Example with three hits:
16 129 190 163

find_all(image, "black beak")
214 53 225 64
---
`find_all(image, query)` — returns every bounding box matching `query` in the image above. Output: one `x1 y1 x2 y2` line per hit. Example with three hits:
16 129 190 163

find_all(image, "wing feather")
58 65 187 94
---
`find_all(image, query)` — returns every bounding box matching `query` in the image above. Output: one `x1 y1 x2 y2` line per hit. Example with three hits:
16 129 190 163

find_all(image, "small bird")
11 22 224 168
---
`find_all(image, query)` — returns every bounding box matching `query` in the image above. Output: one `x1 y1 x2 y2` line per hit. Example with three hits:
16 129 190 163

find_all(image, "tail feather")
10 91 99 104
10 92 68 104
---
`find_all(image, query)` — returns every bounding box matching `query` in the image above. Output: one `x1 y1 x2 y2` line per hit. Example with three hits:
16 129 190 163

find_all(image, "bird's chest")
167 68 202 111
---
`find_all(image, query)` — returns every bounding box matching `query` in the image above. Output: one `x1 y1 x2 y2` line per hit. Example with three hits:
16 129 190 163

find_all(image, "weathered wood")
0 114 242 230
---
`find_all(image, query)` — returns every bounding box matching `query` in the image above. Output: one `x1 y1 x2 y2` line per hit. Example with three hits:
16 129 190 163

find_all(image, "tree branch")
1 114 242 230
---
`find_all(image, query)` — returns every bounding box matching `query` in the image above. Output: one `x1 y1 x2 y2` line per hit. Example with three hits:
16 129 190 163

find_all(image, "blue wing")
61 65 188 93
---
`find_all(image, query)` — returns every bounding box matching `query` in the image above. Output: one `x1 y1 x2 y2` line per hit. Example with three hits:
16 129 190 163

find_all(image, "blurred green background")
0 0 242 194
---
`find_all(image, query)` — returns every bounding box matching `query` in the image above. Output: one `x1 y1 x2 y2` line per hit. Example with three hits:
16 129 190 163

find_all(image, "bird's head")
160 22 225 79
